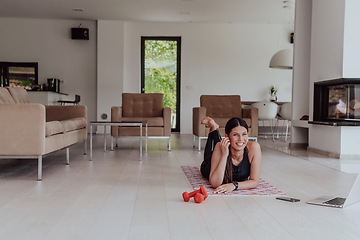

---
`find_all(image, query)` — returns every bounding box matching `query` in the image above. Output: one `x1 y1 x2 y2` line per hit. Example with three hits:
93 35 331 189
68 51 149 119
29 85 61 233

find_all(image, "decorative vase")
270 94 277 102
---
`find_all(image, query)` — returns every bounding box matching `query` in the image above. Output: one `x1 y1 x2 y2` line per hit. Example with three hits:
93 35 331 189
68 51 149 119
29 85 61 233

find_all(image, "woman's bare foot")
201 116 219 132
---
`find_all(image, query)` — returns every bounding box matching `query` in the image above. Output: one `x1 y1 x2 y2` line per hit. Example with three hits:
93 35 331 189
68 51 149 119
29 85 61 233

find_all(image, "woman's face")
226 125 248 151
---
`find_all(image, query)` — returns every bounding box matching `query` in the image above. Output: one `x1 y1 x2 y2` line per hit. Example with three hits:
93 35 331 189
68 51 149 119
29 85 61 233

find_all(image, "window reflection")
0 62 38 89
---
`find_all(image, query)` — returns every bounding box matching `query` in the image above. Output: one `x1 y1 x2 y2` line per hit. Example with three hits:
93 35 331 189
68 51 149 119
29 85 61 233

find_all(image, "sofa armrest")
163 107 171 136
242 107 258 137
0 104 46 155
46 105 87 122
193 107 206 137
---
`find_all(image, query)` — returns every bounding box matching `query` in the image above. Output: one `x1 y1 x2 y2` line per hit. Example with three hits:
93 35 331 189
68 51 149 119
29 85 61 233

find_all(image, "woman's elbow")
251 179 260 188
209 179 221 189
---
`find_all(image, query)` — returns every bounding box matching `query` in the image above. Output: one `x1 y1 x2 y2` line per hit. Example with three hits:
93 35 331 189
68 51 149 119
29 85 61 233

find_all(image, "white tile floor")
0 134 360 240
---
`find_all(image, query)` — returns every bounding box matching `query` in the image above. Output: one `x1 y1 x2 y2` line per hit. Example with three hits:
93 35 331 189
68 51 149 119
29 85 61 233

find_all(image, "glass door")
141 37 181 132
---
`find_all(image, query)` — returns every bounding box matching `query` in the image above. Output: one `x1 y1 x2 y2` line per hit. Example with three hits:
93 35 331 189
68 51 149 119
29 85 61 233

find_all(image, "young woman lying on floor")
200 117 262 193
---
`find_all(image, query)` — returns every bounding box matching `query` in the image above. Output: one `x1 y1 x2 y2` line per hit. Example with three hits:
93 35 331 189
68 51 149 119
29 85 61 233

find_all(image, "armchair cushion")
122 93 164 117
120 117 164 127
201 95 242 118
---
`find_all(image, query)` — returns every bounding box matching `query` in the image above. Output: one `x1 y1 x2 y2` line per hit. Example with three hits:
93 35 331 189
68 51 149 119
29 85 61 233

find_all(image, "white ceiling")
0 0 295 24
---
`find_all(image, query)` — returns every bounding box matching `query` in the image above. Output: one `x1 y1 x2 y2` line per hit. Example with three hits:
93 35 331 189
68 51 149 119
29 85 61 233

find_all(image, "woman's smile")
228 126 248 150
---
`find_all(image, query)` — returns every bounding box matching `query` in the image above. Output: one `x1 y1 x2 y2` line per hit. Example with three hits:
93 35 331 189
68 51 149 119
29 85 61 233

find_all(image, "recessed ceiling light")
72 8 84 12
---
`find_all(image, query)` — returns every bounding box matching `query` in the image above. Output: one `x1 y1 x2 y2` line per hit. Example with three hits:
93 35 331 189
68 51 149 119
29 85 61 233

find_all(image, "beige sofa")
0 87 87 181
111 93 172 150
193 95 258 150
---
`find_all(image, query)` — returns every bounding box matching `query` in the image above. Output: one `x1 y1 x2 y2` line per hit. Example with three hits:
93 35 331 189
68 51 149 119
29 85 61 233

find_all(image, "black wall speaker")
71 28 89 40
290 32 294 44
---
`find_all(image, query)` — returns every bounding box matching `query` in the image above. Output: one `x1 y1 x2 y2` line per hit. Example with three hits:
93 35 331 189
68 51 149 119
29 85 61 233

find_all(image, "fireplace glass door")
328 84 360 120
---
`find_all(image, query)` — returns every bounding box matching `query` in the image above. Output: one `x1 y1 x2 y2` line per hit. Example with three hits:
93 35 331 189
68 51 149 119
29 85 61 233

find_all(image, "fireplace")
312 78 360 126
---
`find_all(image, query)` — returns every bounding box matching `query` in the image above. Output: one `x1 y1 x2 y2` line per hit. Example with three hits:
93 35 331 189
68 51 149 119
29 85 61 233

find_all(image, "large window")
0 62 38 89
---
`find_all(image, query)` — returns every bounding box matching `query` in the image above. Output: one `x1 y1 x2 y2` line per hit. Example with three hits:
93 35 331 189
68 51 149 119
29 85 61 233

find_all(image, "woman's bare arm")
209 137 230 188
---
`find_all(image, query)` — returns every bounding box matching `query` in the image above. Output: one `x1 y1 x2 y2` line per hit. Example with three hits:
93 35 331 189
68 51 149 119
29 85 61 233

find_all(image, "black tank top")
232 148 250 182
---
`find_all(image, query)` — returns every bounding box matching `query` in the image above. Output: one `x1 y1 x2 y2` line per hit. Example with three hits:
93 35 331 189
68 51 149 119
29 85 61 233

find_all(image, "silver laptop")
307 173 360 208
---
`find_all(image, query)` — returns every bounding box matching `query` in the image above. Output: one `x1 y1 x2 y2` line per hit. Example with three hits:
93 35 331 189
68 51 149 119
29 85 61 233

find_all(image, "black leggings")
200 129 222 179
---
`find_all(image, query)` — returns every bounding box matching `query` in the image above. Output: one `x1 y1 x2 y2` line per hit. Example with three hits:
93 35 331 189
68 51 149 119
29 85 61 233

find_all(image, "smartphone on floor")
276 197 300 202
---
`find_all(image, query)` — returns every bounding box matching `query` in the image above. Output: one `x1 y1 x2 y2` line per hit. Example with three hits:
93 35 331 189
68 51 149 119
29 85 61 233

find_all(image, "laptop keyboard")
323 197 346 205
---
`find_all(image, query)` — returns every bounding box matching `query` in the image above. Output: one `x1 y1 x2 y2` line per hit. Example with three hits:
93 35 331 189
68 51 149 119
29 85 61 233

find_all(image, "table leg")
104 125 107 152
84 140 87 155
111 136 114 151
145 123 148 152
90 125 93 161
140 123 142 161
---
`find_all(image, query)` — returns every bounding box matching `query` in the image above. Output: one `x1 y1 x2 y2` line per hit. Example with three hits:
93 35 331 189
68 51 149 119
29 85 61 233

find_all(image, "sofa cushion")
0 87 16 104
120 117 164 127
61 117 87 132
6 87 31 103
46 121 64 137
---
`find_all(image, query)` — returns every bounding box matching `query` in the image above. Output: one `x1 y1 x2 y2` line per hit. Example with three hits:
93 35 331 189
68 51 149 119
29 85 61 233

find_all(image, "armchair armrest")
0 104 46 155
111 106 123 121
111 106 122 136
163 107 171 136
193 107 206 137
46 105 87 122
242 107 258 137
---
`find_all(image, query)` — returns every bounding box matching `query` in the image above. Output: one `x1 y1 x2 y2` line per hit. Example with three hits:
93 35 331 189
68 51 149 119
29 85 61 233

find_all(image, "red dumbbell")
182 185 208 202
194 193 205 203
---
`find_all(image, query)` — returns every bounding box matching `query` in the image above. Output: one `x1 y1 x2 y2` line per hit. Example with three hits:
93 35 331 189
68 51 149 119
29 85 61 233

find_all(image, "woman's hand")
214 183 236 194
219 137 230 158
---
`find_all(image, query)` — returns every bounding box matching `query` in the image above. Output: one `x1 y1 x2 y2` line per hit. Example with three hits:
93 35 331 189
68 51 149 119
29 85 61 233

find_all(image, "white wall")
0 18 97 121
310 0 345 86
308 0 344 154
98 21 293 134
343 0 360 78
290 0 312 145
97 21 125 121
309 125 341 155
292 0 311 121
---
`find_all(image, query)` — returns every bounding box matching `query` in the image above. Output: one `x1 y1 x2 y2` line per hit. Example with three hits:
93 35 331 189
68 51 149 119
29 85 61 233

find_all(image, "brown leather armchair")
193 95 258 150
111 93 172 150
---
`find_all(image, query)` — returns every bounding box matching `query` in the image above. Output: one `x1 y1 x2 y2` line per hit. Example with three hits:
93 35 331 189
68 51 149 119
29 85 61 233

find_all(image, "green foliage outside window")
144 40 177 114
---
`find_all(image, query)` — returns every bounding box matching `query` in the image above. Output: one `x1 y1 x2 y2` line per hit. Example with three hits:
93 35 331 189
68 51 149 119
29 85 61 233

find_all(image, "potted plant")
269 85 278 102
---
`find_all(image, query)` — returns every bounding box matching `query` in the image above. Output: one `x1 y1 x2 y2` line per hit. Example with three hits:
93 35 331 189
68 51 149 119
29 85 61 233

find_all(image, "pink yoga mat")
181 166 286 196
